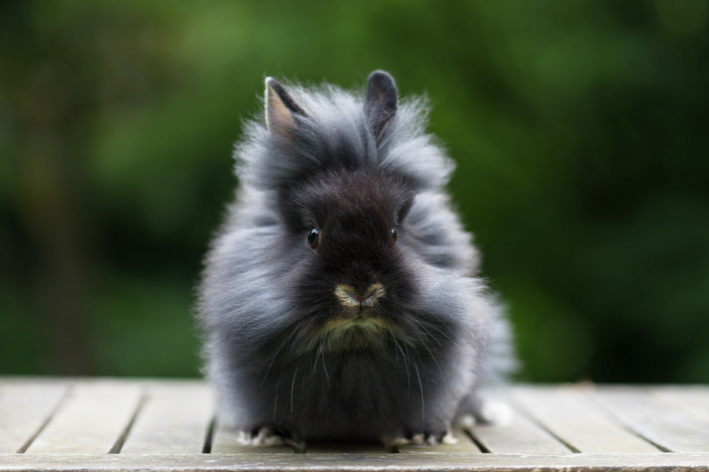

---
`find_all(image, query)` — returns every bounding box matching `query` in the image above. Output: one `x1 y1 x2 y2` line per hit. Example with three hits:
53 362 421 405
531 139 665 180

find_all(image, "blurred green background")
2 0 708 383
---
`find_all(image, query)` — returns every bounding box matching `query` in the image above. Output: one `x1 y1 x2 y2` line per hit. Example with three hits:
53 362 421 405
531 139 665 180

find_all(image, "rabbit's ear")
365 70 398 140
265 77 306 139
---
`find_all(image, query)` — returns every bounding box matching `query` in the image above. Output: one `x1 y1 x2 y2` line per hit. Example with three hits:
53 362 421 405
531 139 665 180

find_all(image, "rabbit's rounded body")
199 72 512 444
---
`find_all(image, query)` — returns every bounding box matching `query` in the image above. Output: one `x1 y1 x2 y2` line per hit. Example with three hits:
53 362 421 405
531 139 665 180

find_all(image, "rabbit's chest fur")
237 339 478 441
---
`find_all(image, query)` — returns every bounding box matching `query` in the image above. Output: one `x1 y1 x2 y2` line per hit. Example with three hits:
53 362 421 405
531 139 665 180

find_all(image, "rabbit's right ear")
365 70 398 140
265 77 306 139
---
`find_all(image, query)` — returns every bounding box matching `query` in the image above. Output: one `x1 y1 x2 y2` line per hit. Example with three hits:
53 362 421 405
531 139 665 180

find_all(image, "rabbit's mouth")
315 315 392 351
322 314 389 332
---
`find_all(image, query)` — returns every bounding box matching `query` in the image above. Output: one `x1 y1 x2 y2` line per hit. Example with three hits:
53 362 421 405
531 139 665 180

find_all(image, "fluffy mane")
234 81 454 192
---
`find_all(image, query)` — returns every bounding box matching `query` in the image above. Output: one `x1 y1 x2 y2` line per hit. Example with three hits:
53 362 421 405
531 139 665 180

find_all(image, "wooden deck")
1 378 708 471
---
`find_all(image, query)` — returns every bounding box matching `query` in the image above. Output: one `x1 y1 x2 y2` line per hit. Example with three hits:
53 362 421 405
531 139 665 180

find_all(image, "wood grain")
121 381 215 453
3 377 709 471
591 386 709 453
27 381 143 453
513 386 658 453
0 382 68 453
1 452 709 471
651 385 709 423
470 408 571 454
306 442 387 453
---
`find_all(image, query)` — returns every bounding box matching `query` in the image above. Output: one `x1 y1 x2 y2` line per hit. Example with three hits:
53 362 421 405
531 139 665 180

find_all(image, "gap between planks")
589 385 709 453
0 382 70 453
512 385 667 454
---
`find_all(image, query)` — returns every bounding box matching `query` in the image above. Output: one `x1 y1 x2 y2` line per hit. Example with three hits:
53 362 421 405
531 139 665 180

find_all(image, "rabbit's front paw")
383 425 457 447
236 426 287 446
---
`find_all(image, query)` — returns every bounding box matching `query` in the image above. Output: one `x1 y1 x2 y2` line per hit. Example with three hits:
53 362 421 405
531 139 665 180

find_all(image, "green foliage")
1 0 708 382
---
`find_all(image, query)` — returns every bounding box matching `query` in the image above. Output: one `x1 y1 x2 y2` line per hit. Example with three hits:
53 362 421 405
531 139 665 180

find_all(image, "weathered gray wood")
398 427 481 454
4 377 709 470
306 442 387 453
591 387 709 453
27 382 142 453
513 386 659 453
0 382 68 453
470 408 571 454
1 452 709 471
651 386 709 423
121 381 215 453
211 421 294 454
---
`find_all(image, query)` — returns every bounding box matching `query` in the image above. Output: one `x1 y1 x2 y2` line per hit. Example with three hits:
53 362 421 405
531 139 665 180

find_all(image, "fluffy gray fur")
198 71 514 445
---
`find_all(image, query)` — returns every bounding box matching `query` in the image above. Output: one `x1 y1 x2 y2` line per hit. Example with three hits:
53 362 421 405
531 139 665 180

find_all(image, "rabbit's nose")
334 283 386 307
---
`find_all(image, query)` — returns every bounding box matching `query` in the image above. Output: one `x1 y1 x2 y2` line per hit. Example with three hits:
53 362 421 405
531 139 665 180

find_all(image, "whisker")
273 373 282 423
313 340 322 373
389 329 410 395
414 362 424 432
261 331 295 388
405 344 416 398
392 332 399 366
290 367 298 412
321 340 330 386
430 325 460 349
409 322 434 346
423 343 449 395
419 314 461 349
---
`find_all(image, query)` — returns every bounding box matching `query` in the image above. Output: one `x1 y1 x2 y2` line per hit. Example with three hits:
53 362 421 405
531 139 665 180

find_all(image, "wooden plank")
398 426 481 454
513 386 658 453
211 421 294 453
1 452 709 471
27 381 143 453
651 385 709 423
306 442 387 453
592 387 709 453
467 390 570 454
470 408 571 454
3 377 708 464
0 382 68 453
121 381 215 453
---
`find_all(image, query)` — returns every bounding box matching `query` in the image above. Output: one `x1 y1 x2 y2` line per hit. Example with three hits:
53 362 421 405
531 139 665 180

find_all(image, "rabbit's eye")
391 227 397 242
307 228 319 249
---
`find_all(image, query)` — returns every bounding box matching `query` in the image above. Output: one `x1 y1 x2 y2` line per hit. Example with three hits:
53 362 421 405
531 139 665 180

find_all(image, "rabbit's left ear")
365 70 398 139
265 77 306 139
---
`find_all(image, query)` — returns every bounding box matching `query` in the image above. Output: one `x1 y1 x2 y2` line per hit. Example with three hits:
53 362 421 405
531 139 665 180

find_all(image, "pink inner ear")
266 85 296 138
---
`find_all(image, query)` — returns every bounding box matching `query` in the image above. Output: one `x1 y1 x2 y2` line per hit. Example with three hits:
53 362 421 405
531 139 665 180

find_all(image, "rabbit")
198 71 515 447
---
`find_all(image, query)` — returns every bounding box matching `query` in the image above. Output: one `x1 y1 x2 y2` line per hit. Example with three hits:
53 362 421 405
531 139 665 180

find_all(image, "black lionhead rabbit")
199 71 514 447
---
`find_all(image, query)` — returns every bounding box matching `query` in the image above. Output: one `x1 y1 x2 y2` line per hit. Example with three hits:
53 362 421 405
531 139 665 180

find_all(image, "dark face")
279 169 418 353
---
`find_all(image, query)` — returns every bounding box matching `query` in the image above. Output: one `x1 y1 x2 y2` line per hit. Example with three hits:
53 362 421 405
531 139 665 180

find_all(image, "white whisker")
389 329 410 395
290 367 298 412
321 340 330 386
313 339 322 373
414 362 424 432
393 334 399 366
420 314 461 349
260 331 295 388
423 343 449 395
273 373 282 423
